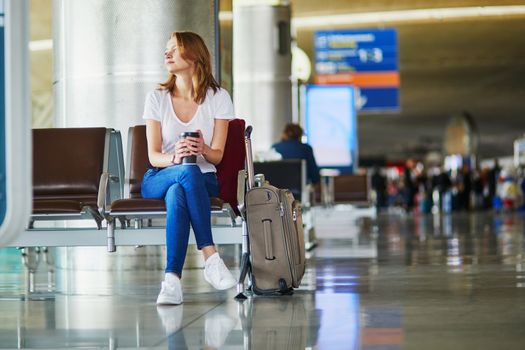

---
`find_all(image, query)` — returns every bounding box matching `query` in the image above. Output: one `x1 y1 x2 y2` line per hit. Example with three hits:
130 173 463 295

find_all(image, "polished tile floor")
1 209 525 349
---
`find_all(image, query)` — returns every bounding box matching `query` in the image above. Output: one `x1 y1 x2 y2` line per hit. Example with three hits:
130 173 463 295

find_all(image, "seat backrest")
216 119 246 209
254 159 306 201
127 125 150 198
127 119 246 208
33 128 108 201
333 174 369 203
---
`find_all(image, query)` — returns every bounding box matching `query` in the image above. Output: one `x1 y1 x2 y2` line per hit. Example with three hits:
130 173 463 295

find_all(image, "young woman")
141 31 236 305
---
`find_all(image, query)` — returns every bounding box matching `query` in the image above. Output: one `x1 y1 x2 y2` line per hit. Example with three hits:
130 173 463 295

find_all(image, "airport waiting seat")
10 124 244 255
108 119 246 229
31 128 124 229
253 160 307 203
253 159 317 250
333 174 370 204
314 173 371 206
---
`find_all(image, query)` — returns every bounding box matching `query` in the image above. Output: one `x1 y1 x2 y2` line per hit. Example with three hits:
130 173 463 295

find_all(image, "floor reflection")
399 212 524 269
0 212 524 349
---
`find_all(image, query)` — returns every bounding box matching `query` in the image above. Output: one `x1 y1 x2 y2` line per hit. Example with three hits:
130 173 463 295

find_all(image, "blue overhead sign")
314 28 400 112
315 29 398 73
357 87 399 111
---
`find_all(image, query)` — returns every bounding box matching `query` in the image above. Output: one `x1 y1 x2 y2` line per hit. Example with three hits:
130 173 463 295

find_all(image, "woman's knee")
140 169 164 198
141 182 157 199
165 183 186 206
179 165 205 185
179 165 201 176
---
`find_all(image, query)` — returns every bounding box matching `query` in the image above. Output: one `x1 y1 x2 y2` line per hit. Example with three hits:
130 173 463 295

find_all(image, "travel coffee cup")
179 131 200 164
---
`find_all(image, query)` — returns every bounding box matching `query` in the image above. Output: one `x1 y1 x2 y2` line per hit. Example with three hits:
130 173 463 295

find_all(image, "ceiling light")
29 39 52 51
292 6 525 28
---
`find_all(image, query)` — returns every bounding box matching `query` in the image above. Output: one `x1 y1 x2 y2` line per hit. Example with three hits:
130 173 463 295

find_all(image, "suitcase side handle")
262 219 276 260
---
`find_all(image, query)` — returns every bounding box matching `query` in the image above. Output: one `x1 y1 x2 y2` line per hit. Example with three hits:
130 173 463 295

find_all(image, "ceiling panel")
291 0 525 16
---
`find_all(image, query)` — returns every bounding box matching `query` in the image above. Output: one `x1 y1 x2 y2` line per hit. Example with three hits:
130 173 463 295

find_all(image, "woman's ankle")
165 272 181 282
202 245 217 260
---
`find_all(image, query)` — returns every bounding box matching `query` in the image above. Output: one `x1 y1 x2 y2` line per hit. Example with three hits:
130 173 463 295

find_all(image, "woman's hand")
184 130 207 156
173 138 193 164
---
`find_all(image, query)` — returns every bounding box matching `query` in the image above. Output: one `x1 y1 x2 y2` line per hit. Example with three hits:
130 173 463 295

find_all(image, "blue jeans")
141 165 219 276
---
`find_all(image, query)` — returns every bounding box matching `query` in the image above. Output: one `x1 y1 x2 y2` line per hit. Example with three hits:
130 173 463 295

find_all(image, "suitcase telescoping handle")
244 125 256 190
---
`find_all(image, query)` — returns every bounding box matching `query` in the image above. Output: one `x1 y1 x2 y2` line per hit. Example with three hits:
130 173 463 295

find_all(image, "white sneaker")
203 253 236 290
156 275 183 305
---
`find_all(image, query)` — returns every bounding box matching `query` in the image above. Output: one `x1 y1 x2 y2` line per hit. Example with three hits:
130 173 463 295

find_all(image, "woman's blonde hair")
159 31 220 104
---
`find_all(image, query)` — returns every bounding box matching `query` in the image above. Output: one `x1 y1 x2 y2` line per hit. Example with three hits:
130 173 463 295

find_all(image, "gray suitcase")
242 127 306 295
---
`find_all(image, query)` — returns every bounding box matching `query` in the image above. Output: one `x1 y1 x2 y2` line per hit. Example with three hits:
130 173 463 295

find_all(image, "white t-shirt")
142 87 235 173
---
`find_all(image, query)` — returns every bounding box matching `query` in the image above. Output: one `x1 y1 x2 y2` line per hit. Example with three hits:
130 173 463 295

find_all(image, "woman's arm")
145 119 190 167
185 119 229 165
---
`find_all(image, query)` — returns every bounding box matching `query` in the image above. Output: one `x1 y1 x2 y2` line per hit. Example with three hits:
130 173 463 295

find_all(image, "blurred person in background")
458 164 472 211
403 159 416 212
488 159 501 208
387 179 401 208
436 167 452 212
480 167 491 209
473 169 485 210
500 167 518 210
371 166 387 210
272 123 320 186
519 169 525 211
415 162 431 214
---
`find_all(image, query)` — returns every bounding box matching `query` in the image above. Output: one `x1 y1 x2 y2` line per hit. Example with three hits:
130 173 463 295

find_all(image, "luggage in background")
243 126 306 295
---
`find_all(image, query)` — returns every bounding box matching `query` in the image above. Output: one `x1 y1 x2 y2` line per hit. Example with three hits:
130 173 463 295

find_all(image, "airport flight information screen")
303 85 357 173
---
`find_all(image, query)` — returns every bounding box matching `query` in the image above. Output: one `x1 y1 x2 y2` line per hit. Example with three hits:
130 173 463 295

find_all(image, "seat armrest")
302 183 313 209
97 172 110 215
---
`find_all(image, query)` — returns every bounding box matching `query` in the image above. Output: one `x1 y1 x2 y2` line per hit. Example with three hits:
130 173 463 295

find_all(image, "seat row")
10 120 247 251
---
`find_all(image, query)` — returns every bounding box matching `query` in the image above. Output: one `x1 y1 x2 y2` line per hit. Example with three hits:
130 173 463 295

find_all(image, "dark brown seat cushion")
110 197 224 213
110 198 165 213
313 174 369 204
334 174 369 203
33 200 83 214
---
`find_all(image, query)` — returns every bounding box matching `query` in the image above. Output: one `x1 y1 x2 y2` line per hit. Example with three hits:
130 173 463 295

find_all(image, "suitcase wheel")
279 278 294 295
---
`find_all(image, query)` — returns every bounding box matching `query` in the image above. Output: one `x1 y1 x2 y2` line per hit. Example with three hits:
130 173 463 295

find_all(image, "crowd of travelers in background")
371 159 525 214
264 123 525 215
